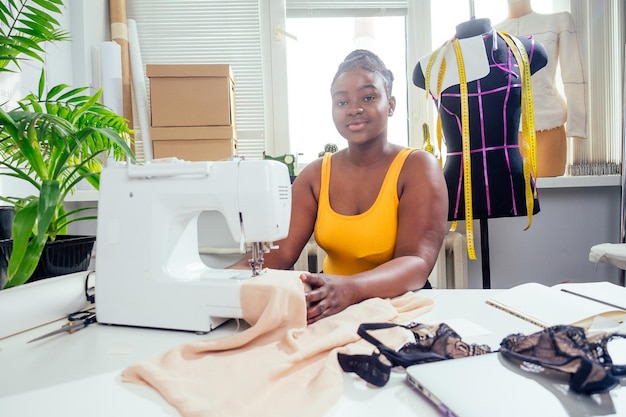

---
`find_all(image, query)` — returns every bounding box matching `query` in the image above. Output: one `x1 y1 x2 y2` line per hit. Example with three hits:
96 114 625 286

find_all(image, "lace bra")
339 322 625 394
338 322 492 387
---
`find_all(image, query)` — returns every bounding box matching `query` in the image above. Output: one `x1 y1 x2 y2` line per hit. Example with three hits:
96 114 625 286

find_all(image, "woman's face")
330 67 395 145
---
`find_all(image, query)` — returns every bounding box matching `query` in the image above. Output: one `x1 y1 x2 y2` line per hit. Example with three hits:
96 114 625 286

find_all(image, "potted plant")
0 0 136 288
318 143 338 158
0 73 135 289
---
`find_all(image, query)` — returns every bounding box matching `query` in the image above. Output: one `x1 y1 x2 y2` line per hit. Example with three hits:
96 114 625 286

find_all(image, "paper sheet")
0 272 93 340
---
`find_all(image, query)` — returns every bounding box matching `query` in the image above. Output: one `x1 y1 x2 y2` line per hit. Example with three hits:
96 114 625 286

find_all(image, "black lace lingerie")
337 322 492 387
500 325 626 394
339 322 626 394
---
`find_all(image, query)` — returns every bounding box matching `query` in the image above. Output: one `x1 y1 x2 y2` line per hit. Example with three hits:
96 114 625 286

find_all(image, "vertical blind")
126 0 266 160
568 0 624 175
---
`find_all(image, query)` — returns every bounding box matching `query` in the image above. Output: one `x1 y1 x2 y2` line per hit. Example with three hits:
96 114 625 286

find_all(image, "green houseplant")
0 0 69 73
0 0 135 288
0 73 135 288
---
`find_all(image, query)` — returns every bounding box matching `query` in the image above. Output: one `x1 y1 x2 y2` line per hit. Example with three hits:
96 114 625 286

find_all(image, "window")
125 0 623 176
285 16 408 163
426 0 624 176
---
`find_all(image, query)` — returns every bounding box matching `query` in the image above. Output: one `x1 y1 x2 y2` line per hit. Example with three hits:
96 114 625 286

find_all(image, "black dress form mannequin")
413 18 548 287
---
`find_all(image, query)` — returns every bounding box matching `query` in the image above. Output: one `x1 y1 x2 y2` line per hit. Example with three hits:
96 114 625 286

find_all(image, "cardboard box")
150 125 237 161
153 139 237 161
147 64 236 128
150 125 237 141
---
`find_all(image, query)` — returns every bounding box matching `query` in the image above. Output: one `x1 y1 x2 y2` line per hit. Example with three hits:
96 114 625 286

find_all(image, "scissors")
27 310 97 343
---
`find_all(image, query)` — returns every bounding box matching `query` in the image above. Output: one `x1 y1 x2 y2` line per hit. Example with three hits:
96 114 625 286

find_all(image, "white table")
0 289 620 416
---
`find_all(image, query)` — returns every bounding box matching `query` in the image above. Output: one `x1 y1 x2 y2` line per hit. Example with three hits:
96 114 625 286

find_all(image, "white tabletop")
0 289 609 416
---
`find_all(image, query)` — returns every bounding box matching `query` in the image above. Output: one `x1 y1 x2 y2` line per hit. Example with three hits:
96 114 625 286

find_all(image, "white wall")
0 0 110 105
67 0 110 90
0 0 112 233
465 182 622 288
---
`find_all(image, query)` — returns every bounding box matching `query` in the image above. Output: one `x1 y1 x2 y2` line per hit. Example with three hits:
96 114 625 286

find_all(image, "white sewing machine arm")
95 159 291 333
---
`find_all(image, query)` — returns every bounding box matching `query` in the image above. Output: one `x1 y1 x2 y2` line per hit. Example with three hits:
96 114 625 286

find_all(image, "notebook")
485 282 626 329
405 352 624 417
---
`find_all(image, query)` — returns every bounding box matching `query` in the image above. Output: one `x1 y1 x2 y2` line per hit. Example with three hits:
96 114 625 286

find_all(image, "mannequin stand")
480 218 491 289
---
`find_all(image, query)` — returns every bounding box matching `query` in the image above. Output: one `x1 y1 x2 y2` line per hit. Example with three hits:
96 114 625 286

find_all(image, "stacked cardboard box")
147 64 237 161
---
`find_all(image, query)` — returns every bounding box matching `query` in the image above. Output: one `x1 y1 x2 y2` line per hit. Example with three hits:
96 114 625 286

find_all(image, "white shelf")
5 175 621 202
64 190 99 202
0 172 100 203
536 175 621 189
58 176 626 200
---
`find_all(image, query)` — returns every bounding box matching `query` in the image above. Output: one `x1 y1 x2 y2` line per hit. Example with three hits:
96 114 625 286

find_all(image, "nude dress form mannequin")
497 0 588 177
533 126 567 177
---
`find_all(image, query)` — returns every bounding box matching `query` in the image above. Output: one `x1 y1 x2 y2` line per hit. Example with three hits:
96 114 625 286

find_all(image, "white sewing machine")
95 158 291 332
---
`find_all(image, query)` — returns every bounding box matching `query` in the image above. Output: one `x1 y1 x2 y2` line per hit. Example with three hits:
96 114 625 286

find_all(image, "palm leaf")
57 86 89 101
52 205 95 234
6 197 39 283
0 0 69 72
5 180 59 287
30 0 62 13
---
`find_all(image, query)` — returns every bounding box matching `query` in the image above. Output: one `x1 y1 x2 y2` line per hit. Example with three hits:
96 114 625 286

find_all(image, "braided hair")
331 49 394 96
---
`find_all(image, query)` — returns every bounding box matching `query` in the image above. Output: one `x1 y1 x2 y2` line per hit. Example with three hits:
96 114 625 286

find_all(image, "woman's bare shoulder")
404 148 441 172
296 157 323 182
400 149 446 191
291 157 324 200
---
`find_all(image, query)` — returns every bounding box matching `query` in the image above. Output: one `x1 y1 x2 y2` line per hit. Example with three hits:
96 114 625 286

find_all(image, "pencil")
559 289 626 311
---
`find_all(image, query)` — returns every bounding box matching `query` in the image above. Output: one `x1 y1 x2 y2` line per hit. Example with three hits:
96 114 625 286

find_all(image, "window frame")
265 0 434 163
267 0 624 177
262 0 433 163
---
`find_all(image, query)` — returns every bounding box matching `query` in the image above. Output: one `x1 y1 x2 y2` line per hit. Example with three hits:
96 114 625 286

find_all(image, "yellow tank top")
314 148 414 275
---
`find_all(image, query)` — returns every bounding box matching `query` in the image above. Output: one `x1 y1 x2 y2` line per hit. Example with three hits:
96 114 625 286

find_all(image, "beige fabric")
122 270 434 417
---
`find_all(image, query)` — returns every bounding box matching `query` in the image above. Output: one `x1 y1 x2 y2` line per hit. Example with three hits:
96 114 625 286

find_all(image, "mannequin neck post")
507 0 533 18
455 18 492 39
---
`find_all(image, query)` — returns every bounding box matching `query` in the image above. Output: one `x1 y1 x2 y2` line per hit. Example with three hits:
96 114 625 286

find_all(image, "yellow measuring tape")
421 123 436 156
424 40 450 168
423 32 537 260
500 32 537 230
451 40 476 259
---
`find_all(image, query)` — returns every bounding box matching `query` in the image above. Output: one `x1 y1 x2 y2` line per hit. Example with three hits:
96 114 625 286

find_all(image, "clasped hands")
300 273 354 325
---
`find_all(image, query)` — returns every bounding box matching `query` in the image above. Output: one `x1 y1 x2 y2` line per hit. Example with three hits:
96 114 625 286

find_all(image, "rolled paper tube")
109 0 134 133
100 41 123 116
110 22 128 42
128 19 153 161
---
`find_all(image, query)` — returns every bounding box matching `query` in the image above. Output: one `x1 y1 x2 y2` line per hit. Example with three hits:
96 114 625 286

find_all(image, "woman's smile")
347 120 368 131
